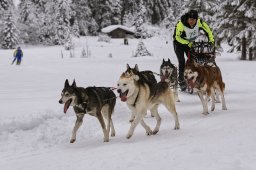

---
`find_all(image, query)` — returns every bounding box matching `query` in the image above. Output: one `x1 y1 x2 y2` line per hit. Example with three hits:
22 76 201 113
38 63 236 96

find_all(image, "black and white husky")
160 59 180 102
59 79 116 143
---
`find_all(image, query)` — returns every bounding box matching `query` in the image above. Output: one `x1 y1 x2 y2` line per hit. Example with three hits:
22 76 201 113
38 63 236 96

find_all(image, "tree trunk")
249 47 252 61
241 37 246 60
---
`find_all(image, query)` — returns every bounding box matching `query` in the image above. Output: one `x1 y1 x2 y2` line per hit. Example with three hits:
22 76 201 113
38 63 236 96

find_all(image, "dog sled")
189 42 216 64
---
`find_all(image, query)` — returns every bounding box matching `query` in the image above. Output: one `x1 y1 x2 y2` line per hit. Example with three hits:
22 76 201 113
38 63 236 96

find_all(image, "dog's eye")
117 83 120 87
65 93 69 96
123 83 127 86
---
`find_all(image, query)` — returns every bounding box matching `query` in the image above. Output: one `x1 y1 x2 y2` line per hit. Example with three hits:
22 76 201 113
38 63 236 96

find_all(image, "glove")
209 41 215 46
188 42 193 48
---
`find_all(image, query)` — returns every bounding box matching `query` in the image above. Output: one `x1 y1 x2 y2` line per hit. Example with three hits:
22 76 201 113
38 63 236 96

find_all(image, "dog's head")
184 60 198 86
160 59 175 81
160 59 175 77
117 64 140 102
59 79 78 113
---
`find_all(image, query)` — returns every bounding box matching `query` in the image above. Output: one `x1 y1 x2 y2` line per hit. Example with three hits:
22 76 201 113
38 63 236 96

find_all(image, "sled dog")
117 64 180 139
59 79 116 143
160 58 180 102
184 59 227 115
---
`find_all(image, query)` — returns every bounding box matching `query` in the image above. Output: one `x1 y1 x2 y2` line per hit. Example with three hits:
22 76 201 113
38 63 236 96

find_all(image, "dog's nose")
59 100 62 104
117 89 121 93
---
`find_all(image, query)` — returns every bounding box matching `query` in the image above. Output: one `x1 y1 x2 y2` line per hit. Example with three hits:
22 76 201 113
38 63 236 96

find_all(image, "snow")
0 36 256 170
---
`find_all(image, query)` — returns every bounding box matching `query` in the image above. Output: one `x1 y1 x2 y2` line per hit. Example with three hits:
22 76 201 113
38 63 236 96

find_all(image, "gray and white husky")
59 79 116 143
160 59 180 102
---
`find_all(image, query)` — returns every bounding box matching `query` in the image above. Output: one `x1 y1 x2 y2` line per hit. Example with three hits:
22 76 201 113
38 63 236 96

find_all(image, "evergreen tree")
134 40 152 57
213 0 256 54
72 19 80 38
55 0 72 45
1 12 19 49
71 0 95 35
134 0 146 38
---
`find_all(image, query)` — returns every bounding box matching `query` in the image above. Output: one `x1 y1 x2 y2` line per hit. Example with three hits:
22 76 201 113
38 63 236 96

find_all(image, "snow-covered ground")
0 36 255 170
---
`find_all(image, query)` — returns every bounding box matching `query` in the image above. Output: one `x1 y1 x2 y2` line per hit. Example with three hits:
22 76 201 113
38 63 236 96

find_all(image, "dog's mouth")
119 90 129 102
187 77 195 88
64 99 72 113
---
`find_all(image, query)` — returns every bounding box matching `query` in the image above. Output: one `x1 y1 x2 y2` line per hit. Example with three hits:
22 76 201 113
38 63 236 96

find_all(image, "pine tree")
55 0 72 45
1 12 19 49
213 0 256 57
72 19 80 38
134 40 152 57
134 0 146 38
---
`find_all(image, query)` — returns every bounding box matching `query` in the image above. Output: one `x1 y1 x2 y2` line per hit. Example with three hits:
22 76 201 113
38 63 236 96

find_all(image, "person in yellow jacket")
173 10 214 91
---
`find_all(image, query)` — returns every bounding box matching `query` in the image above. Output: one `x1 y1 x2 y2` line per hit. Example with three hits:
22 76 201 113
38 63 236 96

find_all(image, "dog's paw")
153 130 159 135
222 106 227 110
70 139 76 143
111 132 115 137
126 133 132 139
104 138 109 142
202 112 209 115
211 106 215 111
146 130 153 136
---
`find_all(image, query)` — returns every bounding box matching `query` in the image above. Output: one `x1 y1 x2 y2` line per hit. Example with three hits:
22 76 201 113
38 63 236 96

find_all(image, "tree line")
0 0 255 60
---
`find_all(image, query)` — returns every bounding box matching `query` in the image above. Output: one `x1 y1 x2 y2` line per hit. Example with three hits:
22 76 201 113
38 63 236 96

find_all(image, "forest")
0 0 255 59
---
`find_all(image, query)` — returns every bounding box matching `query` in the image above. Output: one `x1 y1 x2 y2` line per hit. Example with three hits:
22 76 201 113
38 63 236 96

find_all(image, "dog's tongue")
120 93 127 102
64 99 72 113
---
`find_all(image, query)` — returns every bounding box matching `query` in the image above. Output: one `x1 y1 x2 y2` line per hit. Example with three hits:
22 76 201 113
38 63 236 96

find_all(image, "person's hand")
188 42 193 48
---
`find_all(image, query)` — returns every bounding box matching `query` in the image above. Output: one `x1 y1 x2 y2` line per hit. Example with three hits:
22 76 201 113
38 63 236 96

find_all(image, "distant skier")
12 47 23 65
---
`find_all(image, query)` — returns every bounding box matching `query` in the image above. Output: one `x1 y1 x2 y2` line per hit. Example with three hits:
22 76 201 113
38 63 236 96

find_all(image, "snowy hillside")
0 37 255 170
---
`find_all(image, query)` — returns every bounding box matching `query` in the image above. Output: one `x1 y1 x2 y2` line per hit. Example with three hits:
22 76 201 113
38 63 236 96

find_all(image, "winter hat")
187 10 198 19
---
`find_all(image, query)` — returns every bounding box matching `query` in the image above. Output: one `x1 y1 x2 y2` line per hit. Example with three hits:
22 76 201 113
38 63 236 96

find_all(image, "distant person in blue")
12 47 23 65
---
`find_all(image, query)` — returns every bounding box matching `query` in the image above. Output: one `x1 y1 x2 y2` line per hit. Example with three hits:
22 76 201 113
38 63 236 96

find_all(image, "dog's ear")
72 79 77 87
168 58 171 63
65 79 70 87
134 64 139 72
126 64 131 70
162 58 165 63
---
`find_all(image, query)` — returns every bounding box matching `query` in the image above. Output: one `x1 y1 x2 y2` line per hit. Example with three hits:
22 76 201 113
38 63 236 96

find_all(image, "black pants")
173 41 190 82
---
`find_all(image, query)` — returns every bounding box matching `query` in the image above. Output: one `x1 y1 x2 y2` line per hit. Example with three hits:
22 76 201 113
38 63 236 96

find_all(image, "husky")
117 64 180 139
184 59 227 115
59 79 116 143
160 58 180 102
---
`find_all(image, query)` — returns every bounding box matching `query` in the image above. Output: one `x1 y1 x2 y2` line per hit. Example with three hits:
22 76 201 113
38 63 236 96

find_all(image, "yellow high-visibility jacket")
173 18 214 45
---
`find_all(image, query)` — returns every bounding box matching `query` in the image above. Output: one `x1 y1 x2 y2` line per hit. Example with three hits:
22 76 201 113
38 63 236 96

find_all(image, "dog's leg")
140 118 152 136
219 90 227 110
173 87 180 102
129 111 135 122
215 89 221 103
163 97 180 130
210 89 215 111
198 91 209 115
97 112 109 142
126 110 145 139
150 105 161 134
70 114 84 143
110 119 116 137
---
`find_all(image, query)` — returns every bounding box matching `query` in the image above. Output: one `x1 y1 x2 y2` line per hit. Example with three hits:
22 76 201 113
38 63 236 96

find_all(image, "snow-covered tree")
213 0 256 58
72 19 80 38
134 0 146 38
134 40 152 57
1 12 19 49
55 0 73 45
